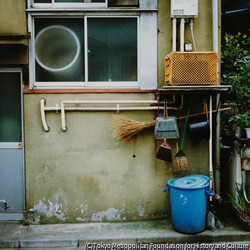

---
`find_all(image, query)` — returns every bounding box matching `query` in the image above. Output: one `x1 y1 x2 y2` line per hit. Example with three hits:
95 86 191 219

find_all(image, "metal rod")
40 98 184 132
40 99 50 132
172 18 177 51
209 95 213 201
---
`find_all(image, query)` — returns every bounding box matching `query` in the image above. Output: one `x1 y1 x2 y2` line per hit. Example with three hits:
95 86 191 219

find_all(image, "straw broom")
110 107 230 143
110 115 155 143
171 106 190 172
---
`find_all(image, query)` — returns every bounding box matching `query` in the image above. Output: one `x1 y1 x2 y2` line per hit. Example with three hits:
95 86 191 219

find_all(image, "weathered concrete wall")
0 0 28 65
0 0 27 36
158 0 215 88
24 93 209 223
24 0 218 223
24 93 167 223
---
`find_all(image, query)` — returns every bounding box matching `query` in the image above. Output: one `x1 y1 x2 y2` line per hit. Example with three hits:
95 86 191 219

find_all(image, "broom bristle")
174 149 186 158
110 115 155 143
156 147 172 162
171 156 189 172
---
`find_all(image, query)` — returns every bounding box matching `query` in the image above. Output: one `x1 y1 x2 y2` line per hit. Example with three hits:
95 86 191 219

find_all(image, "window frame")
29 0 107 9
30 14 139 89
27 0 158 90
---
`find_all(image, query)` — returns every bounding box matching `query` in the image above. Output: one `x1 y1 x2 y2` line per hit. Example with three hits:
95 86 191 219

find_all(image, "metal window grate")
165 52 219 86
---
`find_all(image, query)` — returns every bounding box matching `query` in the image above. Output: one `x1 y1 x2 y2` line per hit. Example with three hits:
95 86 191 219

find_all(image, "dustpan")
154 100 180 139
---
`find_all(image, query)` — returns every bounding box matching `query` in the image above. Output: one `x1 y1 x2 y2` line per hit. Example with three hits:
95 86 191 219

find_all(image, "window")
31 0 106 8
32 0 139 6
34 0 105 2
28 0 157 89
35 17 137 85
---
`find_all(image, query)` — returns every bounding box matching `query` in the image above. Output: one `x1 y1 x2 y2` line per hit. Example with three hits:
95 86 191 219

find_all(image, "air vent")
179 9 184 15
173 9 178 15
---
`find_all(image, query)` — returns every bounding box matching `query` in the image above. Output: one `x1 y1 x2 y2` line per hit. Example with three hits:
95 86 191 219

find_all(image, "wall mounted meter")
171 0 198 18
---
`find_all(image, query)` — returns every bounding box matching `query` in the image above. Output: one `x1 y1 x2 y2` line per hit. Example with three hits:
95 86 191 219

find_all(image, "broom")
156 139 172 162
109 107 231 143
110 115 155 143
171 106 190 172
156 100 172 162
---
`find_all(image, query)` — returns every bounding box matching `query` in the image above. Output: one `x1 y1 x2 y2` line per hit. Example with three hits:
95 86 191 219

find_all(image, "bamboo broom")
109 107 231 143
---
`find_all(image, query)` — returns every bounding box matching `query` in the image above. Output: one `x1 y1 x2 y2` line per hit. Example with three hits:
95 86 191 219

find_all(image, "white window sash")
30 0 107 8
31 15 139 89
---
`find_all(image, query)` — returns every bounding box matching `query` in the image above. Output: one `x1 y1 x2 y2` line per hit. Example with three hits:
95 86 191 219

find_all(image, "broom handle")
178 107 230 120
180 106 190 150
164 99 168 119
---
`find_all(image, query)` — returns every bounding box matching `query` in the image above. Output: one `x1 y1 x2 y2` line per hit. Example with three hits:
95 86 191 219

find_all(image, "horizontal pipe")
60 107 165 111
62 100 158 104
40 97 184 132
43 106 177 111
26 8 158 12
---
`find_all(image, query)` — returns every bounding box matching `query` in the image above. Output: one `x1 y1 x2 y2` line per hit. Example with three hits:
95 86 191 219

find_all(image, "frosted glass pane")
88 18 137 82
35 18 84 82
0 73 21 142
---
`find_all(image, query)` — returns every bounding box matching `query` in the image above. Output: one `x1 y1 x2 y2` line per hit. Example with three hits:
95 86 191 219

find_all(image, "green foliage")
228 111 250 131
227 183 250 221
221 31 250 132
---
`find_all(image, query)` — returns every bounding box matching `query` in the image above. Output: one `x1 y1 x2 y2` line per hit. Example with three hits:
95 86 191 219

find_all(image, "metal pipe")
40 98 184 132
212 0 219 53
41 96 184 132
40 99 50 132
213 0 221 195
60 100 175 132
172 18 177 51
60 100 161 130
62 100 158 104
61 101 66 131
190 19 196 51
180 18 185 52
209 95 213 201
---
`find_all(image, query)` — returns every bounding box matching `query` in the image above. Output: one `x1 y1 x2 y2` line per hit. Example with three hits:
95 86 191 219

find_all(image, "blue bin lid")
171 175 209 188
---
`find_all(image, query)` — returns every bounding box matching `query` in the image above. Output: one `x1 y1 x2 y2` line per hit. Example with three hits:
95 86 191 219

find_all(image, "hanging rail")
40 96 184 132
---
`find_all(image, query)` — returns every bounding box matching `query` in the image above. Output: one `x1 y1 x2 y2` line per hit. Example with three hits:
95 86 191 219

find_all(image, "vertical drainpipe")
213 0 220 195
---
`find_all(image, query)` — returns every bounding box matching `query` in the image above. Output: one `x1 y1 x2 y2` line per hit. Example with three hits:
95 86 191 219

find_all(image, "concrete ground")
0 219 250 249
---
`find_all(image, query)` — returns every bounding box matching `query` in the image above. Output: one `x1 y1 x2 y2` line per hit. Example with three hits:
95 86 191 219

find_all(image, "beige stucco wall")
24 93 171 222
0 0 28 65
0 0 27 36
24 0 219 223
24 93 209 223
158 0 215 87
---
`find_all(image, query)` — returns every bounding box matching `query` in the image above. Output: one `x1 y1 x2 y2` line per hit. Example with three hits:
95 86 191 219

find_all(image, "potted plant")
227 183 250 231
228 111 250 138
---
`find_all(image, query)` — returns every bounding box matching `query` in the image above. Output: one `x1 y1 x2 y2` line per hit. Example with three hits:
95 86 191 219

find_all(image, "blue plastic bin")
163 175 214 233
